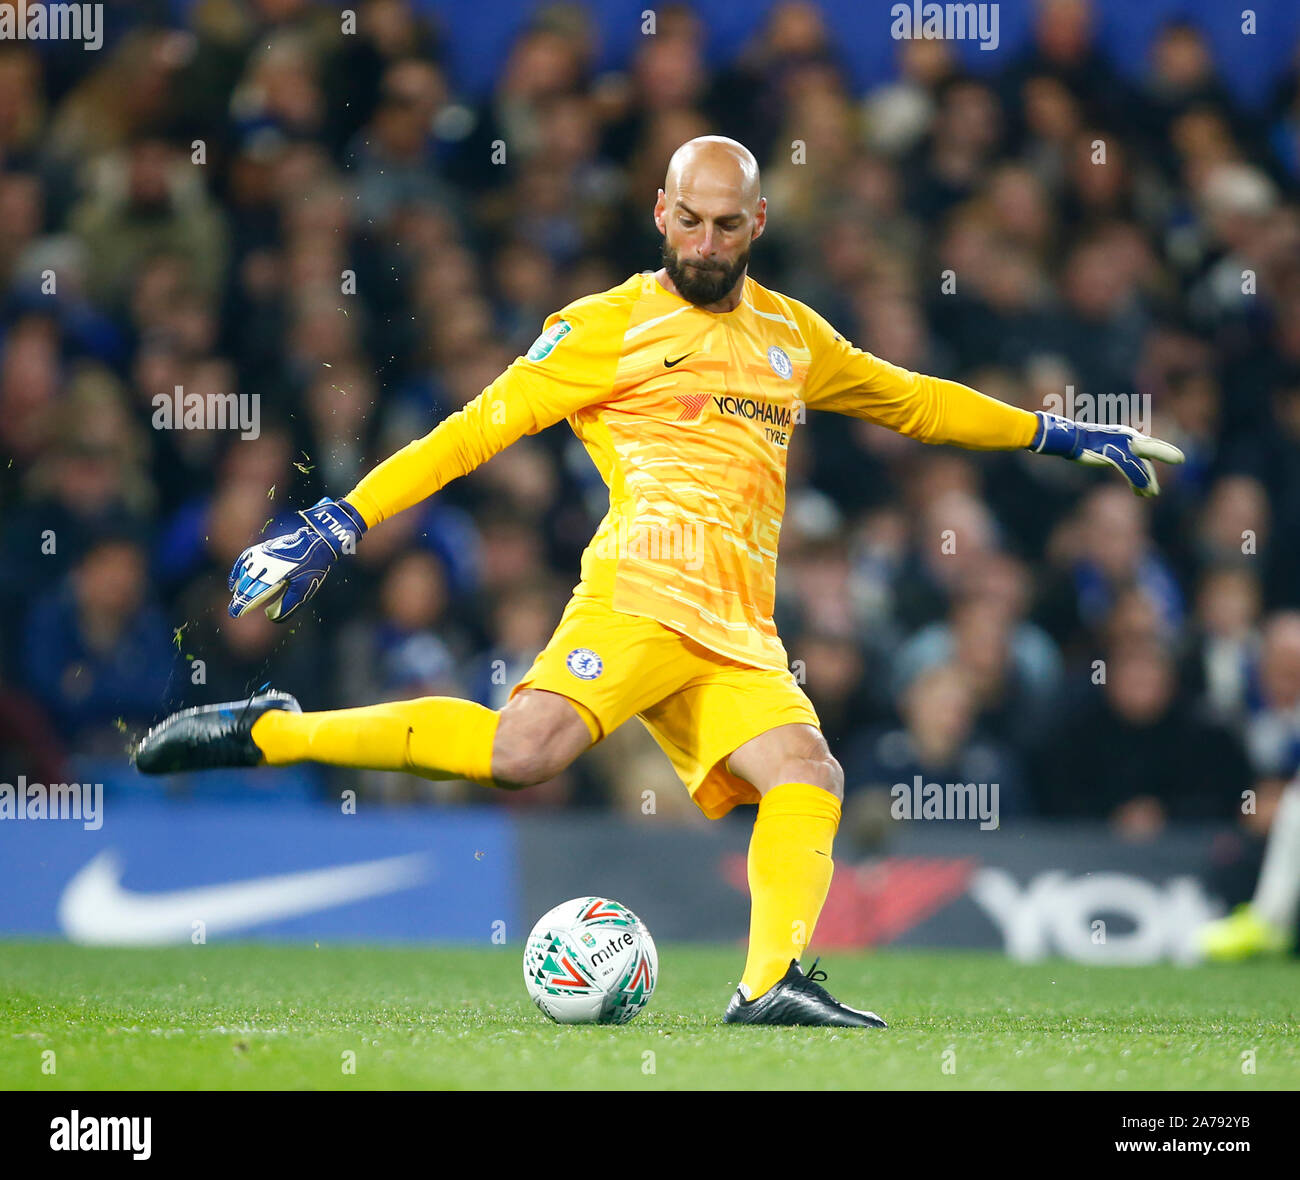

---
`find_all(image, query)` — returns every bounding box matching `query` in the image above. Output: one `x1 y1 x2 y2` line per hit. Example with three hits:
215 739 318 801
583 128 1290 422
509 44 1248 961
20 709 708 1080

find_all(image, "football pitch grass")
1 941 1297 1091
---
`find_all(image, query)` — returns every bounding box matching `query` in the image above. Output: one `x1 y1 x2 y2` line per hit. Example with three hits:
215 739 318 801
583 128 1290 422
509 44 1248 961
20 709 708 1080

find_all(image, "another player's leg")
1199 779 1300 961
135 687 595 789
723 723 886 1028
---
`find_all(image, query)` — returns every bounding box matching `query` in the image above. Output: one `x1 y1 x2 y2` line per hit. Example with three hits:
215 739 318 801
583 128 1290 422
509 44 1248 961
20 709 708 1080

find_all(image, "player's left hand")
1029 411 1185 497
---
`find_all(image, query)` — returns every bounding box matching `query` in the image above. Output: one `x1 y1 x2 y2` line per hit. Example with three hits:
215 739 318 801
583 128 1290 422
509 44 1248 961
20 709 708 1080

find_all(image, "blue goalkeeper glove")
228 497 367 621
1029 412 1185 497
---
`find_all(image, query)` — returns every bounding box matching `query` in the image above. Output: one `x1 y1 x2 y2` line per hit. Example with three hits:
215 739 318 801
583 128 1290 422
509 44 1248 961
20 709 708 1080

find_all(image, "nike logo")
663 353 693 368
57 850 430 945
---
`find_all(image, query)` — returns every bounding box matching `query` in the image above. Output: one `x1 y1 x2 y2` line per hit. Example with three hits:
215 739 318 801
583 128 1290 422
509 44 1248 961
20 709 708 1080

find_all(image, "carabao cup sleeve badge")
527 319 573 362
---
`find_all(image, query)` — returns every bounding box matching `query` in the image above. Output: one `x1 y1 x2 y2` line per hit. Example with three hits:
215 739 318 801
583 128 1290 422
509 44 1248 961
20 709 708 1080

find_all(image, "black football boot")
134 691 301 774
724 958 887 1028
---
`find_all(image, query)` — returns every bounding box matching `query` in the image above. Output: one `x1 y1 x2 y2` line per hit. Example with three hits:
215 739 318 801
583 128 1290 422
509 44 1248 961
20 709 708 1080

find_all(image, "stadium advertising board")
1 792 1225 964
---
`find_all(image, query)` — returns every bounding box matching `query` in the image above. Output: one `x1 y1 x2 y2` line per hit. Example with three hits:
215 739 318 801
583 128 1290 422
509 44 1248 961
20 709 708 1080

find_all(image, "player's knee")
826 755 844 800
490 694 589 789
807 754 844 801
490 741 564 790
778 751 843 801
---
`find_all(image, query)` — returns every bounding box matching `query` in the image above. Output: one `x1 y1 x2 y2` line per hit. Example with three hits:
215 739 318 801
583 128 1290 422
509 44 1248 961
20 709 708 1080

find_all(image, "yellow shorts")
510 593 820 819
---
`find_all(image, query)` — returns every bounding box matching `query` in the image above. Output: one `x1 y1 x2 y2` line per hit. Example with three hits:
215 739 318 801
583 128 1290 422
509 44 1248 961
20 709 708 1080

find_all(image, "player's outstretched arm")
227 377 558 622
227 298 628 621
1027 411 1184 497
792 301 1184 497
838 365 1186 498
225 373 547 623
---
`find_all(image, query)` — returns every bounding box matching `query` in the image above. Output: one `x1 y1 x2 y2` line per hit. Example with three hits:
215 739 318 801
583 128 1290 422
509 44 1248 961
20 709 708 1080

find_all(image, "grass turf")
1 941 1296 1090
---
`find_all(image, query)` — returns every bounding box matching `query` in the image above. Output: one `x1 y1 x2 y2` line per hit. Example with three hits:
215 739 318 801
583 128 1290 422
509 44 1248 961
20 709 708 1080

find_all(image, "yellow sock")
251 697 500 784
739 782 841 1000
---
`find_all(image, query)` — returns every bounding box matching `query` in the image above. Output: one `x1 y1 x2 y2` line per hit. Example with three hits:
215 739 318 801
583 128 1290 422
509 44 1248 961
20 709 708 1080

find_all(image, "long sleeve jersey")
346 271 1036 670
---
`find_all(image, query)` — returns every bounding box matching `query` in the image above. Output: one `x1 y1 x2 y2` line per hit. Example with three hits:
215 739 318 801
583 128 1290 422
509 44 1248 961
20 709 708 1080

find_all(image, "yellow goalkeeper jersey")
346 271 1036 671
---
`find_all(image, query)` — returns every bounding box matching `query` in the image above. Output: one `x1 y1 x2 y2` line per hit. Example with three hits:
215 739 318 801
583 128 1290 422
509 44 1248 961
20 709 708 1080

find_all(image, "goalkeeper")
136 136 1184 1026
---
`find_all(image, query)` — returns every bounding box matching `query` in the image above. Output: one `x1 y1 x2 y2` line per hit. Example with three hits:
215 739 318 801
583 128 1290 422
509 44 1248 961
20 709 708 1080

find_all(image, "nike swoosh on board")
663 353 693 367
56 850 431 945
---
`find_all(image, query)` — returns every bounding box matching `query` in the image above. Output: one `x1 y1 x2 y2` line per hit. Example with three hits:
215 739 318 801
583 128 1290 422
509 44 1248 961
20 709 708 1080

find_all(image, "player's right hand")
228 497 367 622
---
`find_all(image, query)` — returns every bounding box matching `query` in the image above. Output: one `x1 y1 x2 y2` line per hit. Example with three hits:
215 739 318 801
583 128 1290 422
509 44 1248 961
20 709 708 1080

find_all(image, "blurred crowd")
3 0 1300 844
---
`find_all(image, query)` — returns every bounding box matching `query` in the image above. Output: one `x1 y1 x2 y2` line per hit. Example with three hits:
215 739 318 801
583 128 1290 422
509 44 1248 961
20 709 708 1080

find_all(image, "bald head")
655 136 765 310
664 136 761 208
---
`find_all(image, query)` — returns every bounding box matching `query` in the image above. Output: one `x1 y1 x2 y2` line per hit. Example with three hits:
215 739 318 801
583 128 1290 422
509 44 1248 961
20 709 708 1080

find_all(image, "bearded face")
661 238 752 307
